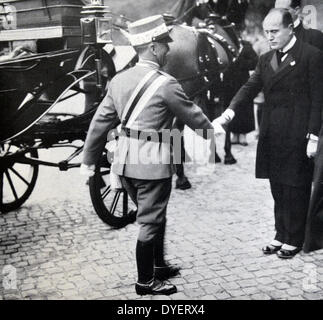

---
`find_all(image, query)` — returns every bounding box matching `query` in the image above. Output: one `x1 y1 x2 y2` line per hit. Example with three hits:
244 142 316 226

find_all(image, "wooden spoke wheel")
0 144 39 213
88 148 137 228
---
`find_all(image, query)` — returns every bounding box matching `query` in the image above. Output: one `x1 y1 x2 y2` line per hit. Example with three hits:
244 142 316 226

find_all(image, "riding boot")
154 223 180 281
136 240 154 284
135 240 177 296
154 222 166 267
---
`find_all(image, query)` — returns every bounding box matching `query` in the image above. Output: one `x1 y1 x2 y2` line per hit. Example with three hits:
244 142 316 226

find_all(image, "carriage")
0 0 243 228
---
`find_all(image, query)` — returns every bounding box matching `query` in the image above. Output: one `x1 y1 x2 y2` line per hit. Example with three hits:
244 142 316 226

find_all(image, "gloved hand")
215 109 235 126
307 138 318 159
212 118 226 136
196 0 209 6
80 164 95 177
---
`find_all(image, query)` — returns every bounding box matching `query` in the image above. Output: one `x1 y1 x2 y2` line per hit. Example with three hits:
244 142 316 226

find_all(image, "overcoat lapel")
266 40 302 92
270 51 279 72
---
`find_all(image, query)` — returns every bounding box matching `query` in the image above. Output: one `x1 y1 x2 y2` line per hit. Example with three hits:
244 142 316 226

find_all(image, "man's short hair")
133 44 150 55
290 0 302 9
268 8 294 28
281 9 294 27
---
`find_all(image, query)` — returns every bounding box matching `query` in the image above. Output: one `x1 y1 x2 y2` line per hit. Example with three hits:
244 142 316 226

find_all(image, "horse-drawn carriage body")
0 0 90 141
0 48 134 227
0 0 244 228
0 49 81 139
0 0 83 29
0 0 138 228
0 0 84 55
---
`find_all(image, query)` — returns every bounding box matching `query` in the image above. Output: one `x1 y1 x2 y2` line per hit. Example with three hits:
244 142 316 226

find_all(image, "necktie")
276 50 285 65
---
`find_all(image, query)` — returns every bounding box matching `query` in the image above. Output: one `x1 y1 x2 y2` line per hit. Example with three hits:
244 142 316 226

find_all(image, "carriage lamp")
80 0 112 45
96 17 113 44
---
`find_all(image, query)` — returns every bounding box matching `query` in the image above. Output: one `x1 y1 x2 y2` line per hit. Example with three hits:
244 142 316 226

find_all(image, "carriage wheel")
0 144 39 213
88 148 137 228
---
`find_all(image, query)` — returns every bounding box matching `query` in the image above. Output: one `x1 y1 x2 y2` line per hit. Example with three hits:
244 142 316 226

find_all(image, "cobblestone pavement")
1 131 323 300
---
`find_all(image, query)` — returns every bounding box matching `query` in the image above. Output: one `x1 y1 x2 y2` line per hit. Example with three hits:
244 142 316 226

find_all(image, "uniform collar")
136 59 160 69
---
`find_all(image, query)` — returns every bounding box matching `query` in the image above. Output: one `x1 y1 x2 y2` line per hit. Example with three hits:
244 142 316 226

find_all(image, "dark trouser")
256 102 264 127
120 176 172 283
270 180 312 247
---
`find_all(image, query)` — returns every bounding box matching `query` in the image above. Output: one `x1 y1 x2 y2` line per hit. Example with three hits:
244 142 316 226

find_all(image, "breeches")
270 180 311 247
120 176 172 243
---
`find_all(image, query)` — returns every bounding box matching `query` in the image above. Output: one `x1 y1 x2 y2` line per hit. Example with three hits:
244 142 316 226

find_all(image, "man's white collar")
294 18 301 28
282 35 297 53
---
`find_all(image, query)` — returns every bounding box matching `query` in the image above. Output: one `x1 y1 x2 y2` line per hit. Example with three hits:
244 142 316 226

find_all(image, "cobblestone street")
1 131 323 300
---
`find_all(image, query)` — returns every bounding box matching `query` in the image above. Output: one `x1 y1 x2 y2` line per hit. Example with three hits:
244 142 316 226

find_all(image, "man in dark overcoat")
218 8 323 258
275 0 323 253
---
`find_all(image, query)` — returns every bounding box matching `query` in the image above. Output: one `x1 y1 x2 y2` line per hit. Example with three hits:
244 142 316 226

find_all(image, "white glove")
211 109 235 137
196 0 208 6
212 118 226 136
80 164 95 177
307 138 318 158
216 109 235 126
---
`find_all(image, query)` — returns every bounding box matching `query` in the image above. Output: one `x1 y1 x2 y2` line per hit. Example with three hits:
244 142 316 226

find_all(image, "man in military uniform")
81 15 225 295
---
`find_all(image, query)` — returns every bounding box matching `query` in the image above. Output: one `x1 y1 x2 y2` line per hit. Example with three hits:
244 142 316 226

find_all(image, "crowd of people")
80 0 323 296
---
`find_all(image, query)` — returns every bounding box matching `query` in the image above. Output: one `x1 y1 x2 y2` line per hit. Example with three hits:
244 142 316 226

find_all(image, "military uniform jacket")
82 61 213 180
228 40 323 187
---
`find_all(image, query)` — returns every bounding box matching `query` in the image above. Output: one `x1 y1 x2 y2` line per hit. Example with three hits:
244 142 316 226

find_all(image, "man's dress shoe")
154 265 180 281
135 279 177 296
276 248 301 259
262 244 282 255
